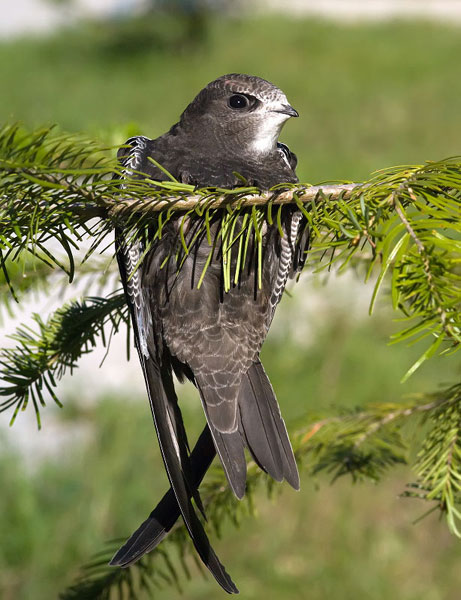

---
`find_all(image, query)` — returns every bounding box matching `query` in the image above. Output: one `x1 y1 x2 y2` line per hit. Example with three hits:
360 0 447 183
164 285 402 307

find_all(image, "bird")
110 74 309 594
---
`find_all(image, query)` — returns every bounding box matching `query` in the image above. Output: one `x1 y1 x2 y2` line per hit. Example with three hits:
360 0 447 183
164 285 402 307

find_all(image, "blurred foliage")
1 14 461 600
46 0 238 53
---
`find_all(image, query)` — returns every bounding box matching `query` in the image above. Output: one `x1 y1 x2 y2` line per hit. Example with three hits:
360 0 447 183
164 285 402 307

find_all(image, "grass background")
1 13 460 599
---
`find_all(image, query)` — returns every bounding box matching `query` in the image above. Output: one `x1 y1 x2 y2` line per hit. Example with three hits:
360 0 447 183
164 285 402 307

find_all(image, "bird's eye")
228 94 249 109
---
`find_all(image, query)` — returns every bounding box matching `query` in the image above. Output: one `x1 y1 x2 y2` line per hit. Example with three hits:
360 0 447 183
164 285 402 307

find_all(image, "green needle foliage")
405 384 461 537
0 294 127 428
0 123 460 598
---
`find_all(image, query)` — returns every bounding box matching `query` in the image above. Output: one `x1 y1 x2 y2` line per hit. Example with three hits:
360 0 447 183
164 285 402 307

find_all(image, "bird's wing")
110 425 216 567
113 138 238 593
115 232 237 593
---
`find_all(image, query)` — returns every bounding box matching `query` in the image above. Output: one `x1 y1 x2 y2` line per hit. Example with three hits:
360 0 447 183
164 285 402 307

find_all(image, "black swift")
110 74 308 593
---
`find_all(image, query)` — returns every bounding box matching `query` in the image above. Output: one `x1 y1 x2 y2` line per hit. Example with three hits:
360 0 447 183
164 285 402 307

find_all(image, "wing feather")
110 425 216 567
113 138 238 593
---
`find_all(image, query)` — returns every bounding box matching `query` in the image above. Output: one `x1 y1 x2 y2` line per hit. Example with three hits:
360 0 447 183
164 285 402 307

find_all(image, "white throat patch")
249 105 290 155
250 130 279 154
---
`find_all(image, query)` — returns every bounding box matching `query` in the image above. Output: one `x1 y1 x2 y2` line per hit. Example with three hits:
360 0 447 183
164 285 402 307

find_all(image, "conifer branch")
0 294 128 428
404 384 461 536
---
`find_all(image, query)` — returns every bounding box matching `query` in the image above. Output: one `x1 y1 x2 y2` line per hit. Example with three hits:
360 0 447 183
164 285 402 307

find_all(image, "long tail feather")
239 360 299 490
110 425 216 567
138 359 238 594
196 380 247 499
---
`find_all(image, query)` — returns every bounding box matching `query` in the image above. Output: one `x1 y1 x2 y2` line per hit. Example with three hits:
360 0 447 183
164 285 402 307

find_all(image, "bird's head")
179 74 298 156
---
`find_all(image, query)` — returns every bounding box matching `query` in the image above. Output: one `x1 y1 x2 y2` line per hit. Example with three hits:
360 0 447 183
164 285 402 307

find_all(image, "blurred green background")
1 9 461 600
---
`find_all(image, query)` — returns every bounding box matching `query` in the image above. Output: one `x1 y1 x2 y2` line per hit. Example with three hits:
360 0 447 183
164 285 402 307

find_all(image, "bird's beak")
273 104 299 118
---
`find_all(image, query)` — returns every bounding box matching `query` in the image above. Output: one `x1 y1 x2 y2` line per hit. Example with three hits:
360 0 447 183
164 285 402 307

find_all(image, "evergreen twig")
0 294 128 428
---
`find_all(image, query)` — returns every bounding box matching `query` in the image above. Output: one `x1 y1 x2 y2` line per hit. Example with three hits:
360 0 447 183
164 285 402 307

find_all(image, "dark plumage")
110 74 308 593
